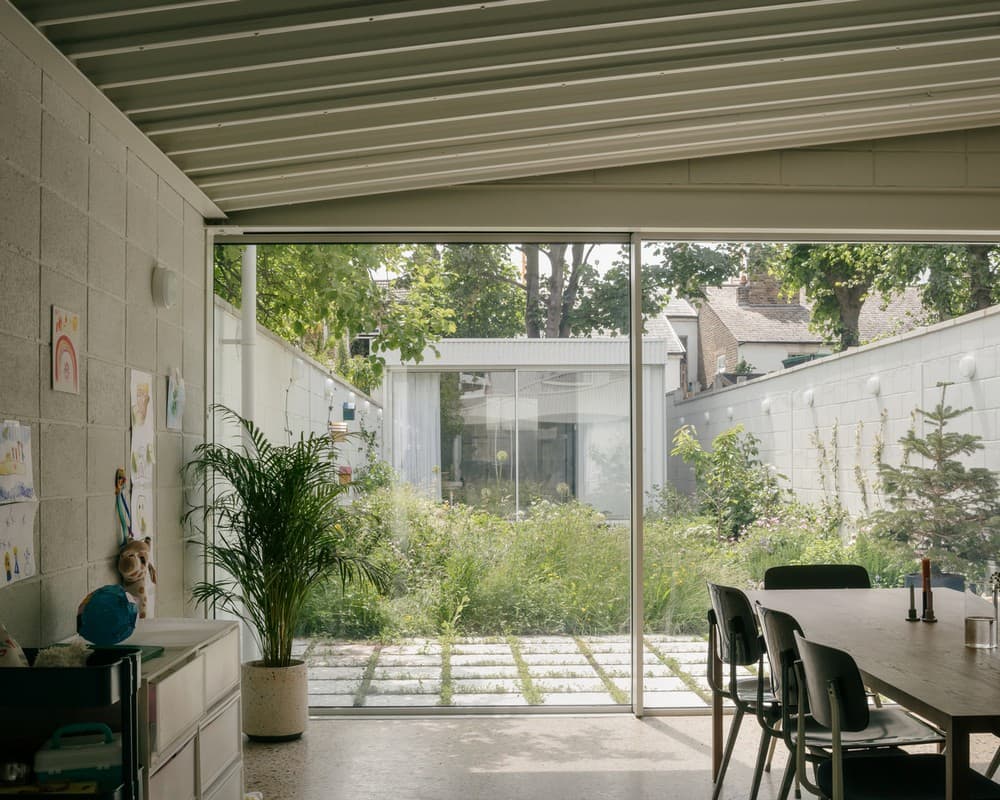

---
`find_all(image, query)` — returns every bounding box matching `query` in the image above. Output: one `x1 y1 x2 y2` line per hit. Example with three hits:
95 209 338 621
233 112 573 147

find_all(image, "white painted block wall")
213 299 382 477
668 306 1000 518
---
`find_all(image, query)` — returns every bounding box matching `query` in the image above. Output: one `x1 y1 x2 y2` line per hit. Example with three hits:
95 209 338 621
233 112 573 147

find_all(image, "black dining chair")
792 631 1000 800
707 582 778 800
757 605 947 800
763 564 871 590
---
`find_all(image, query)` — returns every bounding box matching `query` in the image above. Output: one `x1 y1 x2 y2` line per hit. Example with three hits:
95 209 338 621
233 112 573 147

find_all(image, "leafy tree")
671 424 783 539
441 244 524 337
892 244 1000 321
215 243 456 384
771 243 907 350
876 383 1000 574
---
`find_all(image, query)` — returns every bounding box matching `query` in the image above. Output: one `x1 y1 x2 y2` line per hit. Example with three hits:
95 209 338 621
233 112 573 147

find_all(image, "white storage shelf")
120 619 242 800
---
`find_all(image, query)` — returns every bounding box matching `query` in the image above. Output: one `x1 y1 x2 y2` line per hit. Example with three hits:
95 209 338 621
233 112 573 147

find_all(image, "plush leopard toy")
118 537 157 619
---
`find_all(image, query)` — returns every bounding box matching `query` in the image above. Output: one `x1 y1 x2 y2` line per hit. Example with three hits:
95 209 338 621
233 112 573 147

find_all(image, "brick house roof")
858 286 929 343
703 285 822 344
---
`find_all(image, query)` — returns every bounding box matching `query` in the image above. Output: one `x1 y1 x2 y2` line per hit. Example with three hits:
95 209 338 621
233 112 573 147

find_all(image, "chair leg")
712 707 744 800
749 729 772 800
986 744 1000 779
764 733 778 772
777 755 796 800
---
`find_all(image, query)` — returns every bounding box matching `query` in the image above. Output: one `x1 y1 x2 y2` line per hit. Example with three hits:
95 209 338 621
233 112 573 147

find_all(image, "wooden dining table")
714 587 1000 800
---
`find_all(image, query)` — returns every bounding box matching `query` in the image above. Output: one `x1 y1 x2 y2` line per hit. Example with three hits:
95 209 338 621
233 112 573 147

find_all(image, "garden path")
296 635 740 709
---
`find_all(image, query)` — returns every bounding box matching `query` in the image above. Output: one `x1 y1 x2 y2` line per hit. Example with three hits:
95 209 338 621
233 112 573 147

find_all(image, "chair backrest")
764 564 871 590
757 604 803 706
793 631 870 732
903 571 966 591
707 582 763 666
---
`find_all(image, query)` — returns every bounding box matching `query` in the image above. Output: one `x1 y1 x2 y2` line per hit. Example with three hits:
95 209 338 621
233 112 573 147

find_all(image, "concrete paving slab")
309 679 362 694
450 653 516 666
611 676 686 692
453 678 522 693
307 694 357 707
533 677 609 693
449 693 530 706
529 665 601 679
368 679 442 694
519 653 589 666
380 644 442 656
308 666 366 680
517 640 581 653
451 643 512 655
373 666 442 680
451 665 521 679
309 642 376 657
376 654 442 666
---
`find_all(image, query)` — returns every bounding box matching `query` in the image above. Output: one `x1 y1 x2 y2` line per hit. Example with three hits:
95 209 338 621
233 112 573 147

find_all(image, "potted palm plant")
184 406 386 741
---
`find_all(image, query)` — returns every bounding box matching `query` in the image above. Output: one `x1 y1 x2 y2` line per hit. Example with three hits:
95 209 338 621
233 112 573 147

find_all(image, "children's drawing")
52 306 80 395
0 503 36 587
0 421 34 504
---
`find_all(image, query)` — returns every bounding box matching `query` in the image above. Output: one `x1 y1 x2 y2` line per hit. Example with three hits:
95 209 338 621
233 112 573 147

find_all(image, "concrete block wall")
0 31 207 645
213 299 381 475
668 306 1000 518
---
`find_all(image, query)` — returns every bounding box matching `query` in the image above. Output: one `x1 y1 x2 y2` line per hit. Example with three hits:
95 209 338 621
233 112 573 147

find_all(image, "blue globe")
77 585 138 645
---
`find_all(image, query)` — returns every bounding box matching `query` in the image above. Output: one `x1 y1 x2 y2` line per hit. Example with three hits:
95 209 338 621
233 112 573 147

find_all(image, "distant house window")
716 354 727 374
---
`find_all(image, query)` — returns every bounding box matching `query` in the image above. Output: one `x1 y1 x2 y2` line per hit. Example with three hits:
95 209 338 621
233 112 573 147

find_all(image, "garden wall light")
959 354 977 379
803 388 814 407
866 375 881 397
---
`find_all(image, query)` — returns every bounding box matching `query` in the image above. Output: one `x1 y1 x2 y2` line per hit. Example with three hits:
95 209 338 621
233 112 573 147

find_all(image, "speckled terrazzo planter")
242 659 308 741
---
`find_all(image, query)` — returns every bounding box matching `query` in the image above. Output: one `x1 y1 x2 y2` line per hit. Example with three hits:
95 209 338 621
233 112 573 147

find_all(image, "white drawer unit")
121 619 243 800
199 696 241 791
149 737 197 800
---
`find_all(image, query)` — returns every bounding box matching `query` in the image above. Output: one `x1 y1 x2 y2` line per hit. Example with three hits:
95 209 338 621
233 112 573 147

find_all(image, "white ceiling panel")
11 0 1000 214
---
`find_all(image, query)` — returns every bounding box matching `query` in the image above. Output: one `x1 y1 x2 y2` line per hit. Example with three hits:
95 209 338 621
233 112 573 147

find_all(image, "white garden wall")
667 305 1000 516
214 298 381 475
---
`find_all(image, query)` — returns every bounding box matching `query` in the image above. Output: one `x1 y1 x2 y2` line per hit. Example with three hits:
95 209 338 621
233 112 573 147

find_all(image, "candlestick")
923 584 937 623
906 584 918 621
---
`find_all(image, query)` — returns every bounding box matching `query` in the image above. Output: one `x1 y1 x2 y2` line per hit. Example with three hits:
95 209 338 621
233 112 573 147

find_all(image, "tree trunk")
524 245 541 338
966 244 994 311
558 243 588 337
833 285 867 349
545 244 566 338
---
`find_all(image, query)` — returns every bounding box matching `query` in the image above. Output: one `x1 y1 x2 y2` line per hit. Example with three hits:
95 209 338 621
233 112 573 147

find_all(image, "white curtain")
390 372 442 499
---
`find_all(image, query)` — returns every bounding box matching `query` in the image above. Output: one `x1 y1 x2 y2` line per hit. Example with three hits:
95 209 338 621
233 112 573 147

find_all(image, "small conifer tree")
876 382 1000 575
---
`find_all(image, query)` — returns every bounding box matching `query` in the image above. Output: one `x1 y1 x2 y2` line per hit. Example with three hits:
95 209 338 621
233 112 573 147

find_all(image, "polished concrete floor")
244 713 1000 800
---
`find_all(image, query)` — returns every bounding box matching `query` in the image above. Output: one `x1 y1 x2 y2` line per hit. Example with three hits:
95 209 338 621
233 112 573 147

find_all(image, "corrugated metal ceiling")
12 0 1000 215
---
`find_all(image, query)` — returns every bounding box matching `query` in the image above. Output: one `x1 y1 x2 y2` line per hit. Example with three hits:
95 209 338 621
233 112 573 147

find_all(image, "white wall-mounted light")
726 406 734 420
151 266 178 309
291 356 305 382
363 400 371 413
959 354 977 380
866 375 881 397
803 389 814 407
678 416 685 425
324 378 335 402
761 397 772 414
704 411 711 423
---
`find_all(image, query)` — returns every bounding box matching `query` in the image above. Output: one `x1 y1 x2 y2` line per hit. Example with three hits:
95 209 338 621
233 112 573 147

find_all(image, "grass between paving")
574 637 629 704
354 645 382 707
643 637 711 704
438 636 453 706
506 636 544 704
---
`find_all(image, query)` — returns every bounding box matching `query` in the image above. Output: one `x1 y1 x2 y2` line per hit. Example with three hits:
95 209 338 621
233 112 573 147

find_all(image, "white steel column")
629 233 645 717
240 244 257 443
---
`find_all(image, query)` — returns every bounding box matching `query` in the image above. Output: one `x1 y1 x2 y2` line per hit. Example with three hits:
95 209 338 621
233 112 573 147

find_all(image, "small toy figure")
118 537 156 619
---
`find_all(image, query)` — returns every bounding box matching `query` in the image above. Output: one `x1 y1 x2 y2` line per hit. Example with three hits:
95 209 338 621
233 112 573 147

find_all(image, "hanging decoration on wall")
51 306 80 394
114 467 132 547
166 368 185 432
129 370 155 541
